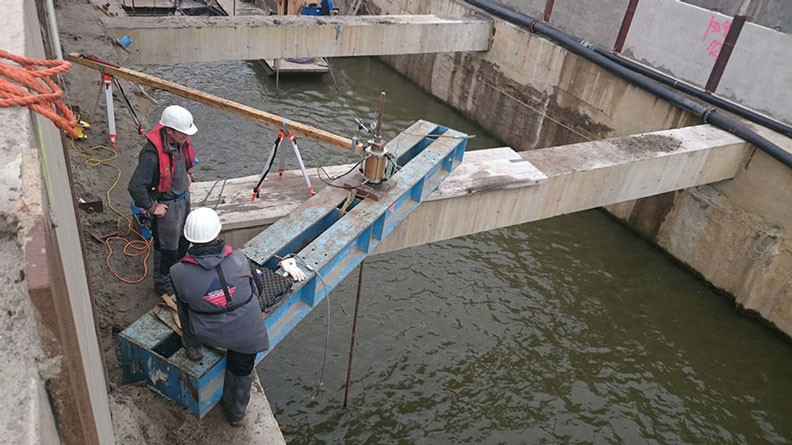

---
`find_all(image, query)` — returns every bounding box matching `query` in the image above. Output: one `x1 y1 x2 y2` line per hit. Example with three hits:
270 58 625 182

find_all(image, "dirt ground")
55 1 283 443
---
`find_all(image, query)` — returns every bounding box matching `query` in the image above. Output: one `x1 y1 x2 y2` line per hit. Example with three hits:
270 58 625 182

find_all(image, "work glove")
280 258 306 282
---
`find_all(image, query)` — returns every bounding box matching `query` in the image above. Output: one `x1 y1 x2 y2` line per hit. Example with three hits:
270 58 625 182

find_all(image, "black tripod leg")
252 134 283 201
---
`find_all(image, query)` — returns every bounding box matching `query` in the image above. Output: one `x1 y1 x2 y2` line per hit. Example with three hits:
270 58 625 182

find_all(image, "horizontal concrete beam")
204 124 749 250
103 14 494 65
376 125 749 254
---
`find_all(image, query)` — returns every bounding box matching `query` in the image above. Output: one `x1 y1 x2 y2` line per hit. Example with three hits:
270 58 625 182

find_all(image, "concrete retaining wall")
1 1 64 443
498 0 629 48
682 0 792 33
608 141 792 334
623 0 792 125
1 0 114 443
368 0 792 338
374 0 697 149
448 0 792 126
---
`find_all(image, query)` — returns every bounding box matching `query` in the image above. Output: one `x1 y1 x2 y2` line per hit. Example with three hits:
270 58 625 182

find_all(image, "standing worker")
170 207 305 426
128 105 198 295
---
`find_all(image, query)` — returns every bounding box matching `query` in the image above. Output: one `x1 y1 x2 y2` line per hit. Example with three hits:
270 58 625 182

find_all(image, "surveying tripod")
252 122 315 201
90 66 144 146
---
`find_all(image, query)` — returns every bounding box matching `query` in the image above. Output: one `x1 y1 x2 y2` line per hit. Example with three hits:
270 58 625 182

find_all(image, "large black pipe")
464 0 792 170
592 47 792 139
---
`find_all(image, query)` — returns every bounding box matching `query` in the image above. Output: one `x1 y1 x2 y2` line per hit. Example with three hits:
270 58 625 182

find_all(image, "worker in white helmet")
170 207 305 426
128 105 199 295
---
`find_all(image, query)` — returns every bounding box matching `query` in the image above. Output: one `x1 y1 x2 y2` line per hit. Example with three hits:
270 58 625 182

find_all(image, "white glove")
280 258 306 281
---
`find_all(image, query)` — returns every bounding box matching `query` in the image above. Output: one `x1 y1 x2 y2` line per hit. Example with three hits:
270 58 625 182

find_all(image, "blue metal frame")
119 120 467 417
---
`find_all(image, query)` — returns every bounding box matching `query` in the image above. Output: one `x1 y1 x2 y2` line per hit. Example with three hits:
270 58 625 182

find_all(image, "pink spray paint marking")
701 15 732 60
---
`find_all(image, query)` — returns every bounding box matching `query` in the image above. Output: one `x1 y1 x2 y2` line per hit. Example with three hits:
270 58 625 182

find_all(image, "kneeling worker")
170 207 305 426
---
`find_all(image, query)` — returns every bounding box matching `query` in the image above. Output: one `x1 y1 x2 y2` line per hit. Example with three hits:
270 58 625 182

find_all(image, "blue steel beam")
250 123 466 350
119 120 467 418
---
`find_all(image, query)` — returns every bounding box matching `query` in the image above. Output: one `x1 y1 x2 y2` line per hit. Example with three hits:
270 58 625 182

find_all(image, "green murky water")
144 58 792 444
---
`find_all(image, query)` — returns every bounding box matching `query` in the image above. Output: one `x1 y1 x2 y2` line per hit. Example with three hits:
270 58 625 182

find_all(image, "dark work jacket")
170 241 269 354
127 124 195 212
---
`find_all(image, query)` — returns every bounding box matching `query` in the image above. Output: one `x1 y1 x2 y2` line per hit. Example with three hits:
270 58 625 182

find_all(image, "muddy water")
144 58 792 444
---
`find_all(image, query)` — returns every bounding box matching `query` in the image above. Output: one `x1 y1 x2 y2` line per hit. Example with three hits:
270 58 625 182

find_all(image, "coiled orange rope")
0 50 78 138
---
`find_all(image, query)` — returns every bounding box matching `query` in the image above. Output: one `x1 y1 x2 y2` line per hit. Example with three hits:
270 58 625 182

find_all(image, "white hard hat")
160 105 198 135
184 207 222 244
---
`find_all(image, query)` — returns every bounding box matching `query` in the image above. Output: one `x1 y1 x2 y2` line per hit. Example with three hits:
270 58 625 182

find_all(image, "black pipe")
592 47 792 139
464 0 792 170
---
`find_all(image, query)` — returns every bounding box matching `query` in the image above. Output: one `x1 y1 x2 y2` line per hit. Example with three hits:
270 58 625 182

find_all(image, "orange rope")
0 50 78 138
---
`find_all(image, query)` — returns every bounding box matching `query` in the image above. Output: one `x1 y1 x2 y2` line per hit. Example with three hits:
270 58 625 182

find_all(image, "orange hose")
0 50 78 138
70 139 153 284
105 228 153 285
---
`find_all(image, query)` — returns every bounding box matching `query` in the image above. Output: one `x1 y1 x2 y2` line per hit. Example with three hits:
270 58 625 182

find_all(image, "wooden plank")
66 52 364 153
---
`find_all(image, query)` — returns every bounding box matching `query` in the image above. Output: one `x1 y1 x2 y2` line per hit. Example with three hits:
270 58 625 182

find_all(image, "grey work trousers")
152 191 190 292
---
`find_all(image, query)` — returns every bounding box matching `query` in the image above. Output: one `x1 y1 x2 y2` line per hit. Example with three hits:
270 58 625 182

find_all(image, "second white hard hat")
160 105 198 135
184 207 222 244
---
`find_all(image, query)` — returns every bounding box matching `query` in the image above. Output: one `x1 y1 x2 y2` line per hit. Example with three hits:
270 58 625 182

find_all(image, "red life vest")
145 124 196 194
182 245 233 264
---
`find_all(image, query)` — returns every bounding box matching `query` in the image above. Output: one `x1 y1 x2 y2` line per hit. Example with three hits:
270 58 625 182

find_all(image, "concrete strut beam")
102 14 494 65
197 124 749 250
376 125 749 254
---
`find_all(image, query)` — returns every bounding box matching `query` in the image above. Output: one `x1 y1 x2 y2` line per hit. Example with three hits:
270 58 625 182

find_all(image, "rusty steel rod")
543 0 554 22
343 262 365 409
705 15 746 92
614 0 639 53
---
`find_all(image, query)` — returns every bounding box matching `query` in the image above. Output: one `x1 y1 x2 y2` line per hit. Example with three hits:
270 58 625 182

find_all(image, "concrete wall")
608 135 792 335
623 0 792 125
367 0 792 338
1 0 114 443
374 0 698 151
440 0 792 127
1 1 64 443
498 0 630 48
682 0 792 33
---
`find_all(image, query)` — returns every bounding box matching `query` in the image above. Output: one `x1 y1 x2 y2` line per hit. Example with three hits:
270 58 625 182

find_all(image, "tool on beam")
331 92 399 200
360 92 396 185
